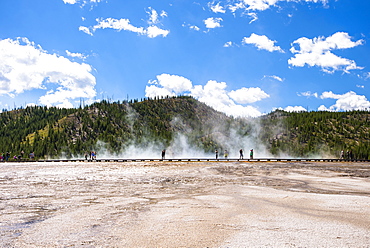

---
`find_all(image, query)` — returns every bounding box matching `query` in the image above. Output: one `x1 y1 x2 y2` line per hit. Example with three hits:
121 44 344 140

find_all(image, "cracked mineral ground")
1 161 369 247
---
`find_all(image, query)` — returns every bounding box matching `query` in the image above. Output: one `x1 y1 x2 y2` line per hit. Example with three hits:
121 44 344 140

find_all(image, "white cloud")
204 17 223 29
364 72 370 80
226 0 328 12
263 75 284 82
183 23 201 31
319 91 370 111
146 74 193 98
284 106 307 112
288 32 364 73
223 41 233 47
242 0 280 11
63 0 104 6
66 50 87 60
228 87 270 104
242 33 284 53
0 38 96 108
247 12 258 23
146 26 170 38
209 2 226 13
299 91 318 98
63 0 78 4
81 8 169 38
145 74 269 117
147 7 159 24
190 25 200 31
320 91 342 99
191 81 265 117
79 26 93 36
91 18 146 35
160 10 168 18
147 7 167 25
356 85 365 89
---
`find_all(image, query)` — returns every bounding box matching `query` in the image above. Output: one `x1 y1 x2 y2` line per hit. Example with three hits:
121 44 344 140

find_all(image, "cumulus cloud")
204 17 223 29
66 50 88 60
80 8 169 38
319 91 370 111
242 33 284 53
284 106 307 112
288 32 364 73
145 74 269 117
146 74 193 98
229 87 270 104
0 38 96 108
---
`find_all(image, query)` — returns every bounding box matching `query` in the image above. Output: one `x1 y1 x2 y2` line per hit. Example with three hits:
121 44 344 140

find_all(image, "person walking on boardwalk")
250 149 253 159
161 149 166 160
239 149 243 159
215 150 218 159
224 150 228 159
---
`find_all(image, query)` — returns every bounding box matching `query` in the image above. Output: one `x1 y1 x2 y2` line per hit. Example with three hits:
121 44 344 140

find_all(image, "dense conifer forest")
0 96 369 160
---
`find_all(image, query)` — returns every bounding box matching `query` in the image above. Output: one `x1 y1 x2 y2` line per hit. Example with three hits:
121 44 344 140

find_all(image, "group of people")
84 151 97 160
0 151 34 161
340 150 354 160
215 149 254 160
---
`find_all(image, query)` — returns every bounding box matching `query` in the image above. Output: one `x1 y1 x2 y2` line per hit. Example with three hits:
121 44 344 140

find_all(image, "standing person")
5 152 10 161
340 150 344 159
224 150 228 159
250 149 254 159
161 149 166 160
239 149 243 159
84 152 88 160
29 152 35 160
89 151 92 160
215 150 218 159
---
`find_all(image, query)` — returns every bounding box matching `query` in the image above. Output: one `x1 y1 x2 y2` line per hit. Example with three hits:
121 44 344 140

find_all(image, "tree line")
0 97 369 160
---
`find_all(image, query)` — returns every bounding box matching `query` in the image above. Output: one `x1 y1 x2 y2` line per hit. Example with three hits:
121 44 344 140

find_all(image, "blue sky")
0 0 369 117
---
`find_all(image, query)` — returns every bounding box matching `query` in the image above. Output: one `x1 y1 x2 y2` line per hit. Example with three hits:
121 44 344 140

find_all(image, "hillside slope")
0 97 369 159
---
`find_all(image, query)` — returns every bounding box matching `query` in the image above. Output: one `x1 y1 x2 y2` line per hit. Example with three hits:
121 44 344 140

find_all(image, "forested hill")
259 110 370 159
0 96 240 159
0 96 369 160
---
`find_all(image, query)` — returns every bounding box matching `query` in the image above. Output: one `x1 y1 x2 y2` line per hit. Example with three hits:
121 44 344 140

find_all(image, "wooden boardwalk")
30 158 370 163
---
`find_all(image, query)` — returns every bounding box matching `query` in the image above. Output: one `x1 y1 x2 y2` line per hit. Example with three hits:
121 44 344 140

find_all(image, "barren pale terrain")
1 161 369 247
